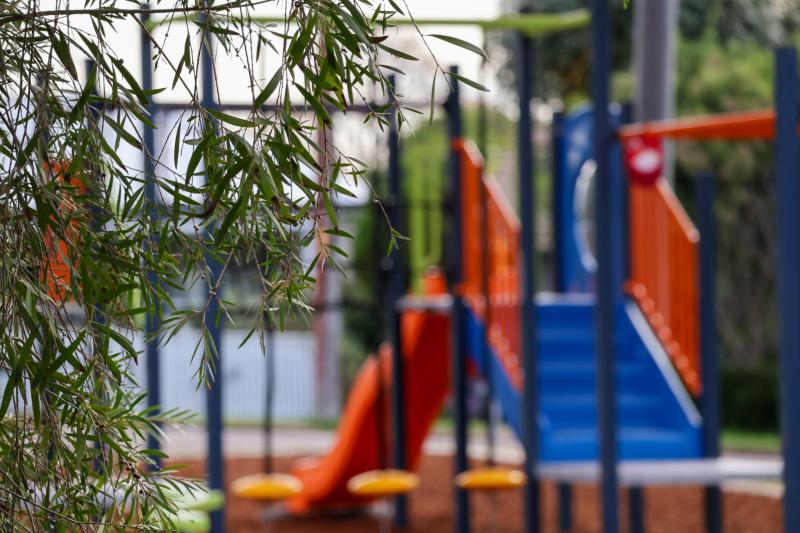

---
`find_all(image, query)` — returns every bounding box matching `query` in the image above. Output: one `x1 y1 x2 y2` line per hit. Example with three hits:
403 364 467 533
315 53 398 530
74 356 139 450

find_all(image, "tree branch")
0 0 274 27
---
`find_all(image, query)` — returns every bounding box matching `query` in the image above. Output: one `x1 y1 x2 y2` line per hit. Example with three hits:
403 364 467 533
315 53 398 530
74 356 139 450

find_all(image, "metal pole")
551 111 565 293
447 66 470 533
387 75 409 528
774 46 800 533
697 172 722 533
628 487 644 533
201 26 225 533
477 36 489 160
517 15 540 533
632 0 678 182
264 314 275 474
85 57 108 479
478 119 496 467
557 483 572 532
616 104 639 530
592 1 619 532
140 7 162 470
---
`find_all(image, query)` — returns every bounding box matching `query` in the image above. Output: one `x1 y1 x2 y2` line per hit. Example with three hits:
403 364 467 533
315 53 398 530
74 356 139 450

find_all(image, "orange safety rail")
619 108 776 141
42 161 87 302
627 179 702 396
456 139 523 390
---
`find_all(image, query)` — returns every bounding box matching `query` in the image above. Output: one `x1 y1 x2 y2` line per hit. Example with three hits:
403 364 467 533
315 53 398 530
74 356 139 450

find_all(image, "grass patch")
722 429 781 454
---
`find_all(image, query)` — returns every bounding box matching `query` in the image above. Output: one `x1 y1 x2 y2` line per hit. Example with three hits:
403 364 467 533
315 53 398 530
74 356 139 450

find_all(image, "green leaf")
173 121 182 168
429 71 437 125
446 71 489 92
186 134 213 180
388 0 405 15
51 29 78 80
288 14 317 67
0 335 35 418
324 228 355 239
142 448 169 458
215 192 246 244
322 190 337 228
255 68 283 109
378 43 418 61
68 63 97 123
427 34 488 60
105 115 143 150
328 243 349 258
293 83 331 124
111 58 149 106
207 109 255 129
208 24 239 37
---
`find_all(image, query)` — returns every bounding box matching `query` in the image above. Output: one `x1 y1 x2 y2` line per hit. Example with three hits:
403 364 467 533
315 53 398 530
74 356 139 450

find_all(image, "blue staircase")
464 293 703 462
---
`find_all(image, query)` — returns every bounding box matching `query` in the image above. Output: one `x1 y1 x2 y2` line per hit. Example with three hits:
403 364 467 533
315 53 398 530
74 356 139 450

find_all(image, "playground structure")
125 4 800 533
270 79 753 533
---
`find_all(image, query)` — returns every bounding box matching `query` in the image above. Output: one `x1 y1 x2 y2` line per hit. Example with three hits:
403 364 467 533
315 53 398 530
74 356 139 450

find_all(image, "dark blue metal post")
386 75 409 528
619 103 633 283
628 487 644 533
446 66 470 533
697 172 722 533
84 58 109 477
478 102 496 469
557 484 572 532
201 27 225 533
552 110 573 532
616 103 640 531
774 46 800 533
591 1 619 532
551 111 565 293
140 7 162 469
517 17 540 533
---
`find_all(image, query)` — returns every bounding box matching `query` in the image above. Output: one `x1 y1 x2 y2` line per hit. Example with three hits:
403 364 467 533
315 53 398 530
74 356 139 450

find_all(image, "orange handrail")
456 140 523 389
627 179 702 396
619 108 776 141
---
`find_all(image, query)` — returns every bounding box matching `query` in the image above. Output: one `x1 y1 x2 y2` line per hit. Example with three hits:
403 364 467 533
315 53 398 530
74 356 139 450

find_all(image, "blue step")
538 360 645 393
464 296 703 462
544 427 701 461
540 393 661 427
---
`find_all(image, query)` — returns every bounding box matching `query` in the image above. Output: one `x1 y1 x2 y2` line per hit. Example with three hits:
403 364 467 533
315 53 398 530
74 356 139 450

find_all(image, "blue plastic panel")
464 298 702 462
552 105 627 298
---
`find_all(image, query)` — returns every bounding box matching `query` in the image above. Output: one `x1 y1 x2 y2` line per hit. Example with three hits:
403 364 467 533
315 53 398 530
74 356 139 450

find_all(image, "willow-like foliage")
0 0 487 529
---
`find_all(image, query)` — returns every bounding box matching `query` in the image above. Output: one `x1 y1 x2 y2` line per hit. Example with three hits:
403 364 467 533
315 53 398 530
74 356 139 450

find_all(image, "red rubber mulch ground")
172 455 782 532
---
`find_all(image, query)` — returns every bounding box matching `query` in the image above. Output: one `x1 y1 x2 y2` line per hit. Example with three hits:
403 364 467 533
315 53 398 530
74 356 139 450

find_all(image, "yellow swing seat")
231 473 303 501
347 469 420 498
455 467 527 491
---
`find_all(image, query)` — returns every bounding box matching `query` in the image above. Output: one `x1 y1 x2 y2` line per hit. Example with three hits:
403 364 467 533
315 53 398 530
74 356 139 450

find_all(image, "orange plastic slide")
287 298 450 512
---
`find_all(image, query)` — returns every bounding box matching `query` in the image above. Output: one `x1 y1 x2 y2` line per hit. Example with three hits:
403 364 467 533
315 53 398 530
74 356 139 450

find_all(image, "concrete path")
161 425 783 498
161 425 523 462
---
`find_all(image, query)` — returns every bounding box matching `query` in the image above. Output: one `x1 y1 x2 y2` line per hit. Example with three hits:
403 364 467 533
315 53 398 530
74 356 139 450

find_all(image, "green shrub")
721 363 779 433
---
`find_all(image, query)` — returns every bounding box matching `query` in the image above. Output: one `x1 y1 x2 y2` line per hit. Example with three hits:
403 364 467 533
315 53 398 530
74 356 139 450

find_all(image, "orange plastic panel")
287 271 451 513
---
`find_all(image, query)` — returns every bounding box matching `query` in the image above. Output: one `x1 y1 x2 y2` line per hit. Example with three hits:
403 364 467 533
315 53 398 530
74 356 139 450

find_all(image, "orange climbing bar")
619 108 776 141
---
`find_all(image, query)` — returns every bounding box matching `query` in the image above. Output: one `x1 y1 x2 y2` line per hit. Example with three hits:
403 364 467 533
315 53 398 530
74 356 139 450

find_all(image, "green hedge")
721 363 779 433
